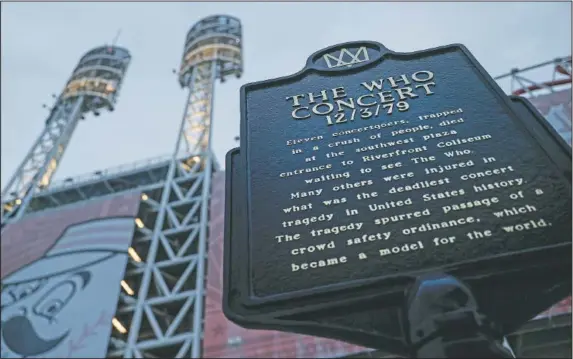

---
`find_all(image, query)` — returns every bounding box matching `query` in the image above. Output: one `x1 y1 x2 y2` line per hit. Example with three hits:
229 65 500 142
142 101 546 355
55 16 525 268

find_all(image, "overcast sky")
1 2 571 189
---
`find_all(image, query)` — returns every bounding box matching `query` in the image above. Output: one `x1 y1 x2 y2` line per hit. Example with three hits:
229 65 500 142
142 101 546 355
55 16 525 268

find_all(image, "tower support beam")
177 61 217 154
114 15 243 358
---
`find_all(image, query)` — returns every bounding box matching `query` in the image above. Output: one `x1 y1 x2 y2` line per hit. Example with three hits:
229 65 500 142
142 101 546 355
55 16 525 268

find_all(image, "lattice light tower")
109 15 242 358
177 15 243 154
1 45 132 225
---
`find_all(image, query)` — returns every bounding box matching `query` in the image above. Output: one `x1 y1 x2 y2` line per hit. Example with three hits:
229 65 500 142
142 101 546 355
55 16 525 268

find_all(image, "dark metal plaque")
224 42 571 353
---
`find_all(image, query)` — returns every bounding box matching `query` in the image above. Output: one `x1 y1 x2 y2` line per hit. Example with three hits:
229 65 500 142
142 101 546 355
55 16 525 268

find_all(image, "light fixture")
141 193 148 201
112 318 127 334
128 247 142 262
120 280 134 296
181 162 192 171
134 218 145 229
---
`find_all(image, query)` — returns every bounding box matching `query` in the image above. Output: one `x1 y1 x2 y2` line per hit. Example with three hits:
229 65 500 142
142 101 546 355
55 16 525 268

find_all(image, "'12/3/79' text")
285 71 436 126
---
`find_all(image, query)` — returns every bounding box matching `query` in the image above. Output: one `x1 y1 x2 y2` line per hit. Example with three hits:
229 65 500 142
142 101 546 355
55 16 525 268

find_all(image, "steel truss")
107 15 242 358
178 62 217 154
107 153 214 358
1 97 84 223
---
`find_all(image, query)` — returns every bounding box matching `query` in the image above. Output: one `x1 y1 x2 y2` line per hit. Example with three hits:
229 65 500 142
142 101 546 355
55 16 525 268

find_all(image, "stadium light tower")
176 14 243 153
119 15 242 358
1 45 131 224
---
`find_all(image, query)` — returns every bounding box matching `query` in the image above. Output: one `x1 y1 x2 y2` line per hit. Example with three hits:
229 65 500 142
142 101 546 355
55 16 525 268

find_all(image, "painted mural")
1 193 141 358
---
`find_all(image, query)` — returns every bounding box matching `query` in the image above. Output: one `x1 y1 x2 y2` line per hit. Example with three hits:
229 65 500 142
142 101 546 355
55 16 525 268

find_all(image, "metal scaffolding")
107 15 243 358
495 56 572 146
494 56 572 96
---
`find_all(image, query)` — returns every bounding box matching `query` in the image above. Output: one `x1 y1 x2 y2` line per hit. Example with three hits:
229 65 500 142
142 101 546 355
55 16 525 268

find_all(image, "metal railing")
46 152 191 192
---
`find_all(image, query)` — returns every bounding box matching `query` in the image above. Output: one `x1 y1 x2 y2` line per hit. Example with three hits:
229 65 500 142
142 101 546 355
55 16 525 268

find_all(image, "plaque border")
237 41 572 307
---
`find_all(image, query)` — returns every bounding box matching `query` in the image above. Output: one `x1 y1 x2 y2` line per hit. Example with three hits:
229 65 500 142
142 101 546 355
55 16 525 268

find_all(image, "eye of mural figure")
33 281 76 321
1 279 47 309
41 300 64 316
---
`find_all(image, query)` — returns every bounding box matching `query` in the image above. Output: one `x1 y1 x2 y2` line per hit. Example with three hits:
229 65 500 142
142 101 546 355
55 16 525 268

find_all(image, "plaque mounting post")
404 273 516 358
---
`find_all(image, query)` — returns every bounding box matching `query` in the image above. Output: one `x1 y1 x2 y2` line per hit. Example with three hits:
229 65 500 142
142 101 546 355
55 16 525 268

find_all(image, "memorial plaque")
224 41 571 352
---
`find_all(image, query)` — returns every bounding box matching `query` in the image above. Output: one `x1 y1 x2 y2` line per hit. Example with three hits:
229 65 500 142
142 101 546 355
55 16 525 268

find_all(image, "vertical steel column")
121 68 199 357
190 60 217 358
176 62 217 155
120 15 242 358
122 158 178 358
